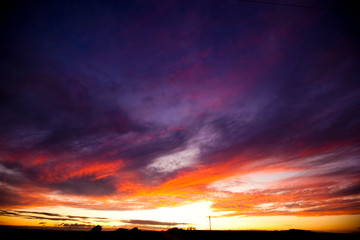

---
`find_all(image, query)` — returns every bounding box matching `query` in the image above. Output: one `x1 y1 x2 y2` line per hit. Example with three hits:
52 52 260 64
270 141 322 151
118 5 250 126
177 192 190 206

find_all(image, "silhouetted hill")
0 226 358 240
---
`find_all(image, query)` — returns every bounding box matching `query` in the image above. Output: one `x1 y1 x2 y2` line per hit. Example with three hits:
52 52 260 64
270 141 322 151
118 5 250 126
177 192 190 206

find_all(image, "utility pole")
208 216 212 231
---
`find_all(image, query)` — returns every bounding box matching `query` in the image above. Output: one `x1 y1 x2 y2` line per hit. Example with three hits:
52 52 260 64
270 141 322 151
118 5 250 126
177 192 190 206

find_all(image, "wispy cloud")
121 219 190 227
0 210 109 223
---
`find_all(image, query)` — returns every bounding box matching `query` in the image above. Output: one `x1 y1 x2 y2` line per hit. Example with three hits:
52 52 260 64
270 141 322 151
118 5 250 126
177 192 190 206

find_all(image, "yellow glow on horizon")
1 203 359 233
211 215 360 233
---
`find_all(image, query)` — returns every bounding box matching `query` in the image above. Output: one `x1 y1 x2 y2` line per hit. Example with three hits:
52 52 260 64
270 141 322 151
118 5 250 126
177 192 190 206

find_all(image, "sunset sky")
1 0 360 233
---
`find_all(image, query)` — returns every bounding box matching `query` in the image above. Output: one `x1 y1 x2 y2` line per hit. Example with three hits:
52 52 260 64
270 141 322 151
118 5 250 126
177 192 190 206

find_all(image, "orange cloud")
137 157 241 197
210 181 360 217
39 159 124 183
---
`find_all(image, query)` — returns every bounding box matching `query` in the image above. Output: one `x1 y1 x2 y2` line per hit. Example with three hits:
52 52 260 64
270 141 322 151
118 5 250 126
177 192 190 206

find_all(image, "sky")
0 0 360 233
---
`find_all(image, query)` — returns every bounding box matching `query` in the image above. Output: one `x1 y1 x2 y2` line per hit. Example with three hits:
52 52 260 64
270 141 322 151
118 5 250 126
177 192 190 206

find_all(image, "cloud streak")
121 219 190 227
0 210 108 223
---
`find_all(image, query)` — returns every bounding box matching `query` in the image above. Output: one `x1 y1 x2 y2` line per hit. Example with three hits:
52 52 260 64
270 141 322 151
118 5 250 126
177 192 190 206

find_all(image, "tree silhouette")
115 228 128 232
91 225 102 232
130 227 139 232
187 226 196 230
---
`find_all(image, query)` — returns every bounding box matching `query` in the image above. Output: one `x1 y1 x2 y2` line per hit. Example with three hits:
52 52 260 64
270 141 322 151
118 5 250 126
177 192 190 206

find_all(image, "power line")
235 0 341 11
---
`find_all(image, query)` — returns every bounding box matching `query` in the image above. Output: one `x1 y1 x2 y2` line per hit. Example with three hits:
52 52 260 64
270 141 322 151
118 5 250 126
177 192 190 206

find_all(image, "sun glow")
2 202 359 233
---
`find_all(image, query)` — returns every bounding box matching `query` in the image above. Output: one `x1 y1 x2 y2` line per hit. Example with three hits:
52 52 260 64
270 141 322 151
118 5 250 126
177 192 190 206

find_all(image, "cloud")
147 145 200 173
209 179 360 217
0 210 73 222
38 160 124 183
333 185 360 198
122 219 190 227
49 177 117 196
0 209 109 223
146 125 220 174
58 223 94 230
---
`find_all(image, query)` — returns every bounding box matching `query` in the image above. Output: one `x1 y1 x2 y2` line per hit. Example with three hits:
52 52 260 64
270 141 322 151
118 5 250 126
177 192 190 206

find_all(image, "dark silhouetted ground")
0 226 358 240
